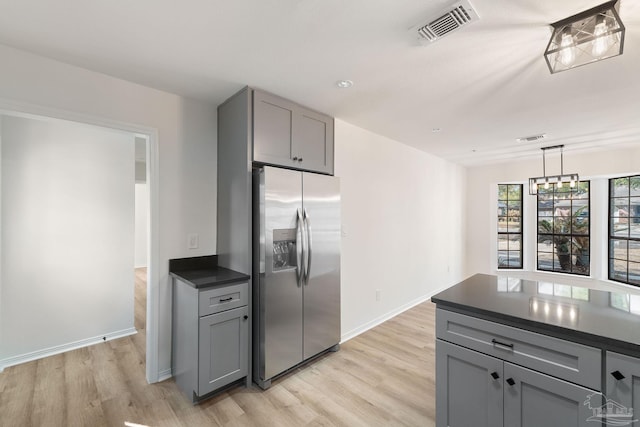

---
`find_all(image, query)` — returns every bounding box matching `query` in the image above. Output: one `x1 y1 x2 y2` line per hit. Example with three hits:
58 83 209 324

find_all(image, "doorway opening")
0 107 158 383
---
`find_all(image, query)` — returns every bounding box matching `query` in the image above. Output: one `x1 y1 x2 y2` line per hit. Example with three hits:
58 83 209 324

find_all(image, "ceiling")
1 0 639 166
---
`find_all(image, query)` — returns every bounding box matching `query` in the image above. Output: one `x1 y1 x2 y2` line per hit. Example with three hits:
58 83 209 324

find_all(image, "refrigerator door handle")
296 208 304 287
303 208 312 285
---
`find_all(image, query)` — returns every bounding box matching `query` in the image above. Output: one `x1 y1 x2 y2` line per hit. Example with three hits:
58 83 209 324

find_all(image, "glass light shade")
529 174 580 195
559 31 576 66
544 0 624 74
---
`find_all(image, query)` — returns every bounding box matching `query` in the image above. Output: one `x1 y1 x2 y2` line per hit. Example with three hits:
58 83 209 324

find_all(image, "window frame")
608 175 640 287
536 181 590 276
497 183 523 270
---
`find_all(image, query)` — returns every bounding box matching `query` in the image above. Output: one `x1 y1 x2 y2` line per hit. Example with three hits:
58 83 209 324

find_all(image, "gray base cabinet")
605 351 640 426
173 280 249 402
437 340 594 427
436 308 602 427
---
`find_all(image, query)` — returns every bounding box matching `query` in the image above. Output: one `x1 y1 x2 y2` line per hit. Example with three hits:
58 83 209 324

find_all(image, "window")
498 184 522 269
537 181 590 276
609 175 640 286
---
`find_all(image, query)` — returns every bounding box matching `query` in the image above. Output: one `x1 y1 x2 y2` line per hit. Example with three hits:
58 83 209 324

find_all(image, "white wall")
135 182 148 268
0 44 217 378
466 145 640 285
0 42 468 376
334 119 466 339
0 115 135 363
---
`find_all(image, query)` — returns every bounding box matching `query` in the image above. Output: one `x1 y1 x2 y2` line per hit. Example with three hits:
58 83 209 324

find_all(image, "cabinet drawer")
199 282 248 317
436 308 601 390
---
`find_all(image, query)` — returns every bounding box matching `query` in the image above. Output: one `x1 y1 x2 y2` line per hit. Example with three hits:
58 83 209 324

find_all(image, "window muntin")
609 176 640 286
536 181 590 276
498 184 523 269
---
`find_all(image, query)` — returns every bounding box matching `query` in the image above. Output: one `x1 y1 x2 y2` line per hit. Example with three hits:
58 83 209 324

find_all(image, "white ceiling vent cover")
516 134 547 143
414 0 480 44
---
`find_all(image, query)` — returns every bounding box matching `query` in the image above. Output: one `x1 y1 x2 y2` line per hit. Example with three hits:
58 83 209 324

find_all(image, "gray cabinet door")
436 340 503 427
253 90 296 168
198 306 249 396
253 89 334 175
504 362 595 427
294 107 334 175
605 351 640 426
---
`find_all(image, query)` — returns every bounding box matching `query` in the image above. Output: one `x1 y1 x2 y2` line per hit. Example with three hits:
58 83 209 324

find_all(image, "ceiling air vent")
414 0 480 44
516 134 547 143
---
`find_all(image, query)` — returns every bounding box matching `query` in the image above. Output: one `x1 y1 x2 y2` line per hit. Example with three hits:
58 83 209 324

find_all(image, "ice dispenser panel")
273 228 297 270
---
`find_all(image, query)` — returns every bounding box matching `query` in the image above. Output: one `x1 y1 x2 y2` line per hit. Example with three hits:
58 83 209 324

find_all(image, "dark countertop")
432 273 640 357
169 255 250 289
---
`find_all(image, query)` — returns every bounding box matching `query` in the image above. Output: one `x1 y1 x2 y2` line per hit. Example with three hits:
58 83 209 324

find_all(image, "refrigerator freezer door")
302 172 341 360
260 167 304 380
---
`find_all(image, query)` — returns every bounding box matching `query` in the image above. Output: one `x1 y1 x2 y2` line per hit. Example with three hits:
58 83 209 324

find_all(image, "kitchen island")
431 273 640 427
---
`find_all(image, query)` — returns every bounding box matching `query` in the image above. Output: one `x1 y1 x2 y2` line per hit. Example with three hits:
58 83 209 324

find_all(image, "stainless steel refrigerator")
252 166 341 389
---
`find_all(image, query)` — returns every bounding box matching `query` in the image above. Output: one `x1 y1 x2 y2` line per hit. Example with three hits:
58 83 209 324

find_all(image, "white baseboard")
0 327 137 372
340 285 449 343
157 368 173 382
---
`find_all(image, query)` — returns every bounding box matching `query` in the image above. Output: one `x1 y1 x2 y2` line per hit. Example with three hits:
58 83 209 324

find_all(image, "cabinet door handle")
506 378 516 386
491 338 514 351
490 371 500 380
298 157 303 162
243 315 249 320
219 297 233 303
611 370 626 381
293 156 298 161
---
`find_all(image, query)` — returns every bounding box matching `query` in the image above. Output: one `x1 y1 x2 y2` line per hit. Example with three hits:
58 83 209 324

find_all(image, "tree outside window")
537 181 590 276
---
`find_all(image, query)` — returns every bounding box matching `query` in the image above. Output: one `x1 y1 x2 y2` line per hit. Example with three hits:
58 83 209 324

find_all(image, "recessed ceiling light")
336 80 353 89
432 128 442 133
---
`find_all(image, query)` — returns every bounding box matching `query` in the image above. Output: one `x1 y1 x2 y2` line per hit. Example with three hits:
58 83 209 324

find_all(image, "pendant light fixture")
544 0 625 74
529 145 579 195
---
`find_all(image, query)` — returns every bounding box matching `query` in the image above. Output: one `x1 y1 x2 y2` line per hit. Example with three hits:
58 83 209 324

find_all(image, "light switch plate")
188 233 199 249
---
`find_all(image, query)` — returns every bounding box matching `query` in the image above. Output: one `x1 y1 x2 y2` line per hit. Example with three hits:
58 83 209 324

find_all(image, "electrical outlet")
376 289 381 302
188 233 199 249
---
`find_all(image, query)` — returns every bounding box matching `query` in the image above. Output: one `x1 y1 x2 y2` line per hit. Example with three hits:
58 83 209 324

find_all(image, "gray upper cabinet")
253 89 334 175
253 90 295 167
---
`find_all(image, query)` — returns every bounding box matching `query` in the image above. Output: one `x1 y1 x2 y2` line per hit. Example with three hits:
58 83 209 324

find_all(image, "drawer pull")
611 370 626 381
219 297 233 303
491 338 514 351
490 371 500 380
506 378 516 386
243 315 249 320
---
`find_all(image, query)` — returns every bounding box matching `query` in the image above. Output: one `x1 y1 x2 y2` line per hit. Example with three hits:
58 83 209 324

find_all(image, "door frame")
0 98 161 383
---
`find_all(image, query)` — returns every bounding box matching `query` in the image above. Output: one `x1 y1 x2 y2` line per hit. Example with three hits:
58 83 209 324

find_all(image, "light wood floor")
0 269 437 426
